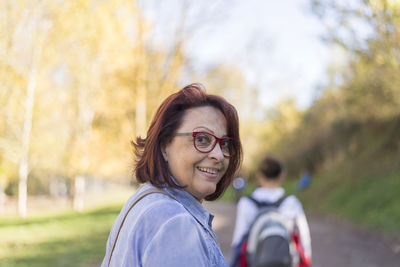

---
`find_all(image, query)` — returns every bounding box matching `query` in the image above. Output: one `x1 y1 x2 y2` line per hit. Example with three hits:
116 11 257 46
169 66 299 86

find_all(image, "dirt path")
204 201 400 267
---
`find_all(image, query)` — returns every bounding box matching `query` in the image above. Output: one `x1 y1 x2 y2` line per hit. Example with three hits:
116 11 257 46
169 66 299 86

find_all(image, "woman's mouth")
197 166 219 177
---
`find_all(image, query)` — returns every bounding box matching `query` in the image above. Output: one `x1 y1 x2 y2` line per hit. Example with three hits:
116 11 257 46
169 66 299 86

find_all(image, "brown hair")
258 156 283 180
132 83 242 200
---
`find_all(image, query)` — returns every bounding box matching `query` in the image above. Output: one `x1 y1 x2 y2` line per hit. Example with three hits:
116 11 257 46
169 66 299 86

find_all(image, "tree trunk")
16 4 50 218
18 159 29 218
73 175 85 212
0 177 6 216
18 58 37 218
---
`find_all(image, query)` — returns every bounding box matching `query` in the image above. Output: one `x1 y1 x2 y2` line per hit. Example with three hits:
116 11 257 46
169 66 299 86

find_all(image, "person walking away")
230 156 311 267
296 170 311 192
102 83 243 267
233 176 247 203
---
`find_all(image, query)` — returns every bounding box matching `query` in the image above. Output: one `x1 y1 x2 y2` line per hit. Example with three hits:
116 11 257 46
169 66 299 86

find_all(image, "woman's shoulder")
119 191 196 236
132 190 190 217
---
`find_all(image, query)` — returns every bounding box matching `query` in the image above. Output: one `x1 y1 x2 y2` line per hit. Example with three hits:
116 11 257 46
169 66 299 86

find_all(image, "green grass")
298 162 400 235
0 205 122 267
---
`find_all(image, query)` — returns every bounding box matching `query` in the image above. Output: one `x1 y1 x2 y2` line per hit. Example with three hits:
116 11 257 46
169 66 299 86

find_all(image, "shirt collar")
163 185 214 230
253 187 285 199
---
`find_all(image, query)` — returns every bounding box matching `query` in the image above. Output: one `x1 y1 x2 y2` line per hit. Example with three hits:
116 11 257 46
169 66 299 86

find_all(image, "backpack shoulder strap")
274 194 288 207
247 194 288 208
247 195 263 208
107 187 174 267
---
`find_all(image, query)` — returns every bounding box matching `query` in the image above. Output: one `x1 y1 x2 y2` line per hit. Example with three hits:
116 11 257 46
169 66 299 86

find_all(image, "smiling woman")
162 107 231 201
101 83 242 267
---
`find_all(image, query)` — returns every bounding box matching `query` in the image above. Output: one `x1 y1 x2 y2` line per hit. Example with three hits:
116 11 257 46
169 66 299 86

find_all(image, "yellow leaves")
0 0 204 180
369 0 400 13
0 61 27 92
370 0 384 11
388 0 400 9
274 99 302 133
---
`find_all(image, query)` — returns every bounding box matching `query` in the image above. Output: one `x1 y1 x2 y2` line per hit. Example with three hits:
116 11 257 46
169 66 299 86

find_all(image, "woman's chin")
189 184 216 201
200 185 217 199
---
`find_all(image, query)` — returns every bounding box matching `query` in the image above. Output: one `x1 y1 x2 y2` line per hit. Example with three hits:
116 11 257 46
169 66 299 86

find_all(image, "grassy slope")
279 119 400 235
0 205 121 267
293 156 400 235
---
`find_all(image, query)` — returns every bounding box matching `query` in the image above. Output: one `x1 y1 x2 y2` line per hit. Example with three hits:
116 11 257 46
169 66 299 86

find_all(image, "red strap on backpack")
238 240 248 267
292 232 311 267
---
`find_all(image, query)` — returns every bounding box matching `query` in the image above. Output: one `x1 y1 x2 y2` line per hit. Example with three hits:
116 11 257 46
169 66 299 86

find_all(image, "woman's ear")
161 144 168 162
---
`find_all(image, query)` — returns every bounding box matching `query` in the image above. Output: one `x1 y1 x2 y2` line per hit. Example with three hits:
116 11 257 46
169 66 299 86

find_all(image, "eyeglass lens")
194 132 232 156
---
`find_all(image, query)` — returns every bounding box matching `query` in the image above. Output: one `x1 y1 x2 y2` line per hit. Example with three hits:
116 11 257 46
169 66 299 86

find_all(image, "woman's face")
162 106 230 202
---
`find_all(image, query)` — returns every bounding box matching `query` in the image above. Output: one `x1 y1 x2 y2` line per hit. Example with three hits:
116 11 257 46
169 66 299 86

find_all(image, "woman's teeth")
197 167 218 174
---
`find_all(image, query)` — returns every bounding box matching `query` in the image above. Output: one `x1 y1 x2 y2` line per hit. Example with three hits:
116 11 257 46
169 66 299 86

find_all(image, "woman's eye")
195 134 211 145
221 139 231 149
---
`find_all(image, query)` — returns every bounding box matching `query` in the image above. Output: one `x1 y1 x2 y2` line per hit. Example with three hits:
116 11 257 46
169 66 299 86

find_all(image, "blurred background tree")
271 0 400 175
0 0 399 222
0 0 236 216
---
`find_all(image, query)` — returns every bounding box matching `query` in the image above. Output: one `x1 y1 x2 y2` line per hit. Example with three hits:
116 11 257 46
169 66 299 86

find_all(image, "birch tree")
0 0 51 217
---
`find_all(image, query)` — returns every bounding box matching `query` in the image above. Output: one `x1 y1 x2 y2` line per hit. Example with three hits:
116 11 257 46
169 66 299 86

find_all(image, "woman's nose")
208 142 225 161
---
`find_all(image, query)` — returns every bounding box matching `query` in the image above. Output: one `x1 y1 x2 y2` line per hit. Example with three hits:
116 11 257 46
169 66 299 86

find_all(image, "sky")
141 0 333 109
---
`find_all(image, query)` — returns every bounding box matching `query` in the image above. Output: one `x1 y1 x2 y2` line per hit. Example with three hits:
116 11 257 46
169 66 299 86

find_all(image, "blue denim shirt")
102 183 228 267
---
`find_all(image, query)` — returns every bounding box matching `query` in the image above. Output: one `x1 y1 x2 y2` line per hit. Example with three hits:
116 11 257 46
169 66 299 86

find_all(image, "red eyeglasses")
174 131 234 158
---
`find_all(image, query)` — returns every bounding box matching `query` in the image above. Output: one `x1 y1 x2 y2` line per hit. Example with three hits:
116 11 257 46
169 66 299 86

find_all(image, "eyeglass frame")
174 131 234 158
